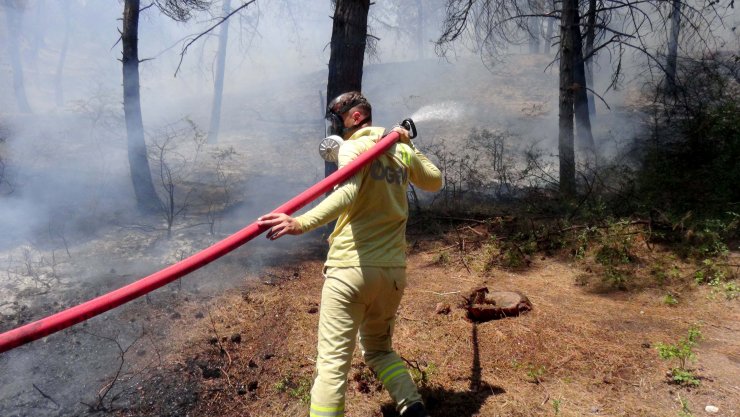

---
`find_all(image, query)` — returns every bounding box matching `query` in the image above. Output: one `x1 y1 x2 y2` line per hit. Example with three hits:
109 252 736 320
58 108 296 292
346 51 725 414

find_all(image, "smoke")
410 101 465 123
0 0 737 416
0 2 334 415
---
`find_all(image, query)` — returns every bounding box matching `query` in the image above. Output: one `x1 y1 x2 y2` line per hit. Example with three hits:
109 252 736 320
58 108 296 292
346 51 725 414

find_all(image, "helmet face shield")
325 110 345 136
325 92 371 137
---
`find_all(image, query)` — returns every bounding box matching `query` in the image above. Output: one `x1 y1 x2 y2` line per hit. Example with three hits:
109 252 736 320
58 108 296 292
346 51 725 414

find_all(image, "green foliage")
677 394 694 417
656 325 702 386
668 368 701 387
474 231 535 272
593 221 635 267
662 293 678 306
579 220 638 289
552 398 562 415
525 364 546 383
274 375 311 403
435 251 451 266
511 359 546 383
602 267 631 290
684 216 734 258
500 241 530 269
273 378 287 392
638 56 740 217
650 257 681 285
407 361 437 387
719 281 739 300
479 239 500 272
574 226 597 260
706 276 740 301
694 258 729 285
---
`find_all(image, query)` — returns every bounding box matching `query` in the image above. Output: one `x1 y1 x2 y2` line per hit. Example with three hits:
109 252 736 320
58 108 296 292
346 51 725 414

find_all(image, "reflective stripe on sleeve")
309 403 345 417
377 361 408 386
400 147 411 166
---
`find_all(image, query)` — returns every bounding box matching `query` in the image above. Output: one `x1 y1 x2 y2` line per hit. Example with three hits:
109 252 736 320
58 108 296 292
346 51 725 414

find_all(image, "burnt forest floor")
112 216 740 417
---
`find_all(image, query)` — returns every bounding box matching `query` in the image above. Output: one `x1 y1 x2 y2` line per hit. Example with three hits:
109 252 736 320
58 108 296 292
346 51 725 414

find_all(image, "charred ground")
109 215 739 417
1 53 738 417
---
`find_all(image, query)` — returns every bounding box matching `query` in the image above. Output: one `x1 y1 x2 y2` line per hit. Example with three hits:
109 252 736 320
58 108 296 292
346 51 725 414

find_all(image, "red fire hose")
0 131 401 354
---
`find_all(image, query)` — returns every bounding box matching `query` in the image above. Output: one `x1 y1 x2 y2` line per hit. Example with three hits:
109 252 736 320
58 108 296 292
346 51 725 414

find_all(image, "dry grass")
121 222 740 417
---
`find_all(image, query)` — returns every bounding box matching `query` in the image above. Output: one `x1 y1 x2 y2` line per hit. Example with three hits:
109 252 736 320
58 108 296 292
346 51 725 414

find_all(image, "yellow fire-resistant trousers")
309 266 422 417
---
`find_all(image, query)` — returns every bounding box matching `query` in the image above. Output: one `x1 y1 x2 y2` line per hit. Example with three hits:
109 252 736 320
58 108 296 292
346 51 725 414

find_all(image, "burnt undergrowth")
407 54 739 295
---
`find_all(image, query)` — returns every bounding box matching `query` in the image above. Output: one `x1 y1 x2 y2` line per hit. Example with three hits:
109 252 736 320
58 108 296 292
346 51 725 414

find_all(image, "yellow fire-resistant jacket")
295 126 442 267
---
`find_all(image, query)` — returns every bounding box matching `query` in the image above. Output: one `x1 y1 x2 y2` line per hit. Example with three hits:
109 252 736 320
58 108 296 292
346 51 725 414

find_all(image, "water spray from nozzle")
410 101 464 123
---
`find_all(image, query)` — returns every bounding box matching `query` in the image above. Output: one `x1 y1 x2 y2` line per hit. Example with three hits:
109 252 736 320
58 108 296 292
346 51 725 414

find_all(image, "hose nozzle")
400 118 417 139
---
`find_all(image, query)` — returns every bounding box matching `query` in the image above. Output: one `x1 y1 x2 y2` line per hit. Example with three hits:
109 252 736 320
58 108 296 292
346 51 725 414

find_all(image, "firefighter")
257 91 442 417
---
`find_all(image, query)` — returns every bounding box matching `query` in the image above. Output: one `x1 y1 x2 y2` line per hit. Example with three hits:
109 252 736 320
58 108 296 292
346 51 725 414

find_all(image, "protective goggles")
325 95 369 135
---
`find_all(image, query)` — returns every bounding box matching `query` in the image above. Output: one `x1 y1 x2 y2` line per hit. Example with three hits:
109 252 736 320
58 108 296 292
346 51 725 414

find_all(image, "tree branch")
175 0 258 77
139 2 156 13
32 383 60 409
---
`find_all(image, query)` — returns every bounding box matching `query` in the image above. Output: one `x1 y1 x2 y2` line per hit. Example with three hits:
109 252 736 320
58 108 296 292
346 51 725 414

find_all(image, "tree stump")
462 286 532 322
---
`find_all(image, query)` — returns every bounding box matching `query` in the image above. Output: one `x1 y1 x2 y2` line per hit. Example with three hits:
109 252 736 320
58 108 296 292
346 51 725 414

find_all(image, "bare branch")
32 384 60 409
155 0 209 21
139 2 156 13
585 86 612 109
174 0 257 76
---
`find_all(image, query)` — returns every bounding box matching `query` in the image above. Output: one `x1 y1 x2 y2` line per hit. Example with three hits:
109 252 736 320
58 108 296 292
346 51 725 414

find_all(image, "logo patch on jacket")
370 159 408 185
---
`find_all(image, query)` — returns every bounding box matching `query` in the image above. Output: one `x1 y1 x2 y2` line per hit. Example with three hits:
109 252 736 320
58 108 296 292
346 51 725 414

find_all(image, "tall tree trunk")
4 4 32 113
325 0 370 177
528 16 541 54
207 0 231 144
55 1 71 107
585 0 596 115
665 0 681 92
544 0 556 54
572 6 594 151
558 0 577 197
416 0 424 59
28 0 45 70
122 0 161 212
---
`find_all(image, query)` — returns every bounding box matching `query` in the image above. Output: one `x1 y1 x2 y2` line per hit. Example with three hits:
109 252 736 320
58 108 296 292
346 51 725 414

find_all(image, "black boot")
401 402 430 417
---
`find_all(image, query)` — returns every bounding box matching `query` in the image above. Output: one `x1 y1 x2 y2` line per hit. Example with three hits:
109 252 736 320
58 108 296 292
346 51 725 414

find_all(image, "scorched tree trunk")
665 0 682 93
207 0 231 144
572 5 594 151
325 0 370 177
584 0 596 115
558 0 577 197
122 0 161 212
3 3 32 113
55 1 71 107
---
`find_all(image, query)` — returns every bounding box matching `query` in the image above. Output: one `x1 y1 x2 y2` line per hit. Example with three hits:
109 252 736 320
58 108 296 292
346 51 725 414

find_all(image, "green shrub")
638 57 740 217
677 394 694 417
662 293 678 306
526 364 546 383
721 282 739 300
435 251 451 266
656 325 702 386
552 398 562 415
594 222 635 267
592 221 637 289
274 375 311 403
694 258 729 285
408 361 437 387
650 258 681 285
